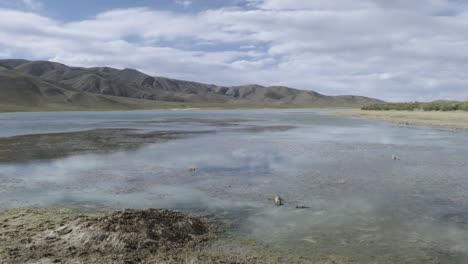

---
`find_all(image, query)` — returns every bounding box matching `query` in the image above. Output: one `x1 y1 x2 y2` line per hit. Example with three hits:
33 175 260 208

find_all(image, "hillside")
0 59 383 111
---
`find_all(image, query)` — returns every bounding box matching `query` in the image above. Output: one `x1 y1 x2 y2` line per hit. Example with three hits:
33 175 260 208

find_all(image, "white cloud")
175 0 192 9
20 0 42 11
1 1 468 101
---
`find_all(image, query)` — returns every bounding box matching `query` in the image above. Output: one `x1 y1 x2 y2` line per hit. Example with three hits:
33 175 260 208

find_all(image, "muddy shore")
0 129 213 163
0 208 353 264
0 119 296 163
333 110 468 130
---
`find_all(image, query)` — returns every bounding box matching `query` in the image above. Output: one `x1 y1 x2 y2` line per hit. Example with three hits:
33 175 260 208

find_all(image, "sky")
1 0 468 101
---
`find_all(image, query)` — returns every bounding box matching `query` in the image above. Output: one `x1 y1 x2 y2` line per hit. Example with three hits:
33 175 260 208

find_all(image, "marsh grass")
362 101 468 112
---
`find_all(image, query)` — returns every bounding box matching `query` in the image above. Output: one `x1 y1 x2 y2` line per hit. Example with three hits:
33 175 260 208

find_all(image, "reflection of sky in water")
2 109 468 262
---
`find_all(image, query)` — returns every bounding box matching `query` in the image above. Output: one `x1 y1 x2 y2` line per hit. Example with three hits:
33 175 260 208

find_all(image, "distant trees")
460 102 468 111
362 101 468 112
362 102 421 111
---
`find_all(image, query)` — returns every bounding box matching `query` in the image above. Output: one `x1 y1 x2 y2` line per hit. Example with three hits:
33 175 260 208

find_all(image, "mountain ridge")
0 59 383 111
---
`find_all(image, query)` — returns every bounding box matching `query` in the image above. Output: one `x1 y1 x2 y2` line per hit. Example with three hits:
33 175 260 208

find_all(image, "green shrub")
361 102 420 111
423 102 461 111
422 103 440 111
459 102 468 111
362 101 468 112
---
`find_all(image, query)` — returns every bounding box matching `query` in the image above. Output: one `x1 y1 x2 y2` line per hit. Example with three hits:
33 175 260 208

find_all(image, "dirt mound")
1 208 219 263
0 208 329 263
43 209 212 253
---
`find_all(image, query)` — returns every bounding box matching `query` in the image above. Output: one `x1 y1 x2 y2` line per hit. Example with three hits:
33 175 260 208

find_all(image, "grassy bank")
334 110 468 130
362 101 468 112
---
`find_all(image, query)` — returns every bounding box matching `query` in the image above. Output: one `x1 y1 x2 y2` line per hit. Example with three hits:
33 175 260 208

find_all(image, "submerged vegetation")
362 101 468 112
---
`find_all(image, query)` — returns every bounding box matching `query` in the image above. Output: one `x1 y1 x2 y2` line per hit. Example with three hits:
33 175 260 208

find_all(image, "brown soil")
0 208 221 263
0 208 352 264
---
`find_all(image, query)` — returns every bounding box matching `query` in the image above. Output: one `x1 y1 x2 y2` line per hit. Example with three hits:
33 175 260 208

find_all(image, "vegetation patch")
362 101 468 112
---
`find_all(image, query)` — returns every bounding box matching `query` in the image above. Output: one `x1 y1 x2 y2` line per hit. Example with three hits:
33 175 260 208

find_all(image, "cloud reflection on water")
1 110 468 262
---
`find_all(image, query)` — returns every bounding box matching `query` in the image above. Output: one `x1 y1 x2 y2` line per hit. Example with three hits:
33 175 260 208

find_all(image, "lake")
1 109 468 263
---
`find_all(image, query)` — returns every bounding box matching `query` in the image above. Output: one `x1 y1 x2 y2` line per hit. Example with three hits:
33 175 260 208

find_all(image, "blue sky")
7 0 247 20
1 0 468 101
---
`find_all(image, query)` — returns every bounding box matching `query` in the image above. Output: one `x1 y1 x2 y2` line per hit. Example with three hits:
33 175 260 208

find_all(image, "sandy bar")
333 110 468 130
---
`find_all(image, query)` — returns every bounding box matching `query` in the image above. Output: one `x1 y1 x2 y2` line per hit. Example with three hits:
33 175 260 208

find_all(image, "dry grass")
334 110 468 130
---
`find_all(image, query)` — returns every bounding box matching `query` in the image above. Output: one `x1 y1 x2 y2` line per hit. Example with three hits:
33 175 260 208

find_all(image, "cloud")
20 0 42 11
247 0 462 14
175 0 192 9
1 1 468 101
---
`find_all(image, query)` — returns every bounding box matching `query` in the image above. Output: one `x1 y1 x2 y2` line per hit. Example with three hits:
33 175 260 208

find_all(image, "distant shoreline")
0 104 358 114
334 110 468 130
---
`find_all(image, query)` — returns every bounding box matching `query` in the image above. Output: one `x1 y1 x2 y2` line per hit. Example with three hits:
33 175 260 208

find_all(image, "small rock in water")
295 206 310 209
274 195 282 206
187 168 197 172
392 155 400 161
336 179 347 184
302 237 317 244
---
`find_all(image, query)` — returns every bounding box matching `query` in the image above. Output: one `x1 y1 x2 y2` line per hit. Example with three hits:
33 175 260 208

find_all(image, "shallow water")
1 109 468 263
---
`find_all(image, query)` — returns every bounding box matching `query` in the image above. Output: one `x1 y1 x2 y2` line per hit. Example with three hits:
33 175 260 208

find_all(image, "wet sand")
334 110 468 130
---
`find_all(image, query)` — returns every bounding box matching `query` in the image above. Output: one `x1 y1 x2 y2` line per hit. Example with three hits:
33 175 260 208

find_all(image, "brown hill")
0 59 383 111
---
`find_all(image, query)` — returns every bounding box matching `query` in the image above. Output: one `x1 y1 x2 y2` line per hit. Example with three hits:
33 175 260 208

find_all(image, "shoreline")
0 104 358 114
0 207 327 264
334 110 468 130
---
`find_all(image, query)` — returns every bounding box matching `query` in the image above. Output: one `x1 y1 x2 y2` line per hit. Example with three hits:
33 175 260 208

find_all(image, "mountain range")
0 59 383 111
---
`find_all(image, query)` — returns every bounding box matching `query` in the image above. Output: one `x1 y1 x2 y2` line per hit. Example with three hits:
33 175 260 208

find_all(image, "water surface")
1 109 468 263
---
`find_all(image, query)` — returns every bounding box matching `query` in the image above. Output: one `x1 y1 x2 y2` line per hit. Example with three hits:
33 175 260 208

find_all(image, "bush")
361 102 420 111
423 102 461 112
362 101 468 112
422 103 440 111
459 102 468 111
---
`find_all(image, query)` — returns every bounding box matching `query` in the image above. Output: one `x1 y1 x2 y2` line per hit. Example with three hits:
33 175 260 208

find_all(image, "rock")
295 206 310 209
55 226 72 235
302 237 317 244
187 168 197 172
336 179 347 184
392 155 400 161
45 234 57 240
274 195 282 206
